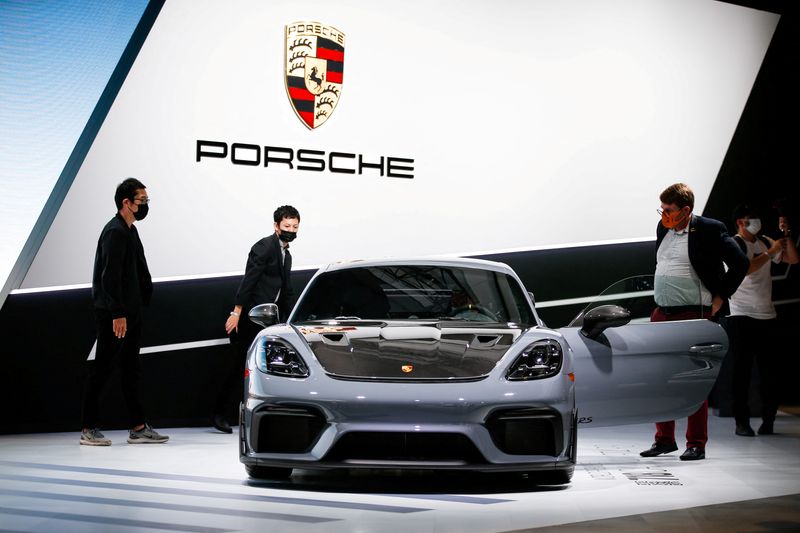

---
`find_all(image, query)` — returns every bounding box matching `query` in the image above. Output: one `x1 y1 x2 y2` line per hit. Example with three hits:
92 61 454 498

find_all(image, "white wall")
0 1 148 299
21 0 778 289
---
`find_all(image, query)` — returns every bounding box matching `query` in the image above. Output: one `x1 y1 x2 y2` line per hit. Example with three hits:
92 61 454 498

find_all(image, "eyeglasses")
135 197 150 205
657 207 681 216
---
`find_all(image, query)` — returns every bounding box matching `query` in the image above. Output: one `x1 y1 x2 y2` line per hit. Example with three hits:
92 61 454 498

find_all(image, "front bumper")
239 371 576 473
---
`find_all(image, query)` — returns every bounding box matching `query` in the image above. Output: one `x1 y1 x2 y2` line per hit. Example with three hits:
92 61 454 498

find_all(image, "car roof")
318 256 515 275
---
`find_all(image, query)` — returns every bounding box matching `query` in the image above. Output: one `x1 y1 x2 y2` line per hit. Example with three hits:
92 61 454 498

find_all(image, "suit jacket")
235 233 294 320
92 213 153 318
655 214 748 301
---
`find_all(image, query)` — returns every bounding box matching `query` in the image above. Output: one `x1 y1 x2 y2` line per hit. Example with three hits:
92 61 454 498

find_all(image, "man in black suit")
80 178 169 446
213 205 301 432
640 183 747 461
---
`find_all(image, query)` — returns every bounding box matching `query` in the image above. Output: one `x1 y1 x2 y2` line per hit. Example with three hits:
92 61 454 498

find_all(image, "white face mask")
745 218 762 235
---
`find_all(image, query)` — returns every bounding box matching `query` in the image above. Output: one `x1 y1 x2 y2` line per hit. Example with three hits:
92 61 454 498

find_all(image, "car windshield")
291 265 535 325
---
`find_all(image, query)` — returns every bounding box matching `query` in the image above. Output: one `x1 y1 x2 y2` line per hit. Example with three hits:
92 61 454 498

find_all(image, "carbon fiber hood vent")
296 323 522 380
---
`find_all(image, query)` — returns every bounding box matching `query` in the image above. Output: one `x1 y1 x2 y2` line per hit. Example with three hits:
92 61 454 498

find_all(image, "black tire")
245 464 293 480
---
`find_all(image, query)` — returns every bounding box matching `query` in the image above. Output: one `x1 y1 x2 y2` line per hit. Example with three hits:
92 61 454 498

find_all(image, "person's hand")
711 295 724 316
778 216 790 235
112 317 127 338
768 238 785 256
225 313 239 334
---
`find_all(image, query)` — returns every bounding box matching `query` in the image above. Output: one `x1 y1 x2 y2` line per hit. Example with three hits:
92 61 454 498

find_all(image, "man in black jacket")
213 205 301 432
640 183 748 461
80 178 168 446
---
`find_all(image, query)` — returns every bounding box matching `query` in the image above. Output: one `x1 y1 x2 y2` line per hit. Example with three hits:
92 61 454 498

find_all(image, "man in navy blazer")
213 205 301 433
640 183 748 461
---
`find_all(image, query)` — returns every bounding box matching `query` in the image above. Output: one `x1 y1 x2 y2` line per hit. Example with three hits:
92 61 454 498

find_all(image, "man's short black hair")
115 177 146 210
274 205 300 223
732 203 759 224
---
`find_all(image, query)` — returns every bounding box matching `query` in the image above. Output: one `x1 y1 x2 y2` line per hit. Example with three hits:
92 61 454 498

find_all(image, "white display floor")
1 412 798 532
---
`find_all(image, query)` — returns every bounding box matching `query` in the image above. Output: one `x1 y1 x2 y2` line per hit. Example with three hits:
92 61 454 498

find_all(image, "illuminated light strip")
11 283 91 294
87 338 229 361
535 290 655 308
140 338 230 354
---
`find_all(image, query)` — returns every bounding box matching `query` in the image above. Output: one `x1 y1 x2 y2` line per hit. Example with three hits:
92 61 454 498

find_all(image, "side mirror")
249 303 279 328
580 305 631 339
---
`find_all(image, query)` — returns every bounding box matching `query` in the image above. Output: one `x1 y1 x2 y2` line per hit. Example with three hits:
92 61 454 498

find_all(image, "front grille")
251 405 326 453
324 432 486 464
485 408 563 456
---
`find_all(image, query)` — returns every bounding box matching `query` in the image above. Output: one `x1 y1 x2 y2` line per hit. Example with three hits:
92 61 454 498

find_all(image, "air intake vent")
485 408 562 456
251 405 326 453
324 432 486 464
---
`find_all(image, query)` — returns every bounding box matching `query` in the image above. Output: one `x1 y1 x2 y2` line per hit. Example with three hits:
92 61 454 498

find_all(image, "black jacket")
655 214 748 301
235 233 294 320
92 213 152 318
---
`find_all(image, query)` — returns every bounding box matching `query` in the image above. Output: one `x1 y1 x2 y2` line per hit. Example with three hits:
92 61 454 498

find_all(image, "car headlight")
506 339 563 380
256 336 309 378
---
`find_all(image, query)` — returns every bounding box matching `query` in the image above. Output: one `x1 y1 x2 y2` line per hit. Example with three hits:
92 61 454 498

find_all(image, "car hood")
295 322 523 380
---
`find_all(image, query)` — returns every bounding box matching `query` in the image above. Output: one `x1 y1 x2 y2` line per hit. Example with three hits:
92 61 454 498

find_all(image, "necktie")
282 247 291 279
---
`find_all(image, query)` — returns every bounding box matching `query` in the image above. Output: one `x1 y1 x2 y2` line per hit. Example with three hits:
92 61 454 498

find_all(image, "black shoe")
757 421 774 435
735 423 755 437
680 447 705 461
640 441 679 457
212 415 232 434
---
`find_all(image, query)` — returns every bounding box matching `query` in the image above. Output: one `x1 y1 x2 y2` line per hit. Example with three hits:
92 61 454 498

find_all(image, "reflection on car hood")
295 322 523 380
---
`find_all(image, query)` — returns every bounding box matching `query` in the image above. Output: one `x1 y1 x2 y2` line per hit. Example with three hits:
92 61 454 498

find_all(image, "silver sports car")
239 258 727 483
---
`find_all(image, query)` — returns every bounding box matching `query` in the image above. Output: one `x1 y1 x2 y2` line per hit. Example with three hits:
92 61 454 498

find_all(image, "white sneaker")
80 428 111 446
127 423 169 444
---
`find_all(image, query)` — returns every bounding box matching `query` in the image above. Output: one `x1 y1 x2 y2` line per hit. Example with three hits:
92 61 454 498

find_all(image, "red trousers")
650 306 714 450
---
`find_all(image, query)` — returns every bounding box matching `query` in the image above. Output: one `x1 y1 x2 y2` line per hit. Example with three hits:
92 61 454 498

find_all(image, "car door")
558 275 728 427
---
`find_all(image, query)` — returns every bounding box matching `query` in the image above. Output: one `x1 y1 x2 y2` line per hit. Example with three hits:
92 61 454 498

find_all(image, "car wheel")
245 464 293 480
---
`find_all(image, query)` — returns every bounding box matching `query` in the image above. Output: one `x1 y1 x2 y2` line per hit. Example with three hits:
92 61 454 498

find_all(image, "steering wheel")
450 305 498 321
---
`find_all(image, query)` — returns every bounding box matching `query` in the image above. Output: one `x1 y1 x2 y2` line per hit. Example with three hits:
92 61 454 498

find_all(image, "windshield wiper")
334 316 361 320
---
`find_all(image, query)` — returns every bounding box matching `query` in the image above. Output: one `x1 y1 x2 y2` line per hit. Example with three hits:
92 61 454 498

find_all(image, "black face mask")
133 203 149 221
278 230 297 243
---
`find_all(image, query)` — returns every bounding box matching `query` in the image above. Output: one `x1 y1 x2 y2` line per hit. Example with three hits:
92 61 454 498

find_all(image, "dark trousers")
81 309 145 429
214 317 261 417
650 306 714 449
727 315 779 425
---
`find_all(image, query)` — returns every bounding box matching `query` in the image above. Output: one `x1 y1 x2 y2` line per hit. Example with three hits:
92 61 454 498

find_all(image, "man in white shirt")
640 183 748 461
728 204 798 437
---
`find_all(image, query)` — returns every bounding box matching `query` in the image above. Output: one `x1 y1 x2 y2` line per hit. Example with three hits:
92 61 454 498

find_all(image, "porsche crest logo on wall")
285 21 345 129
